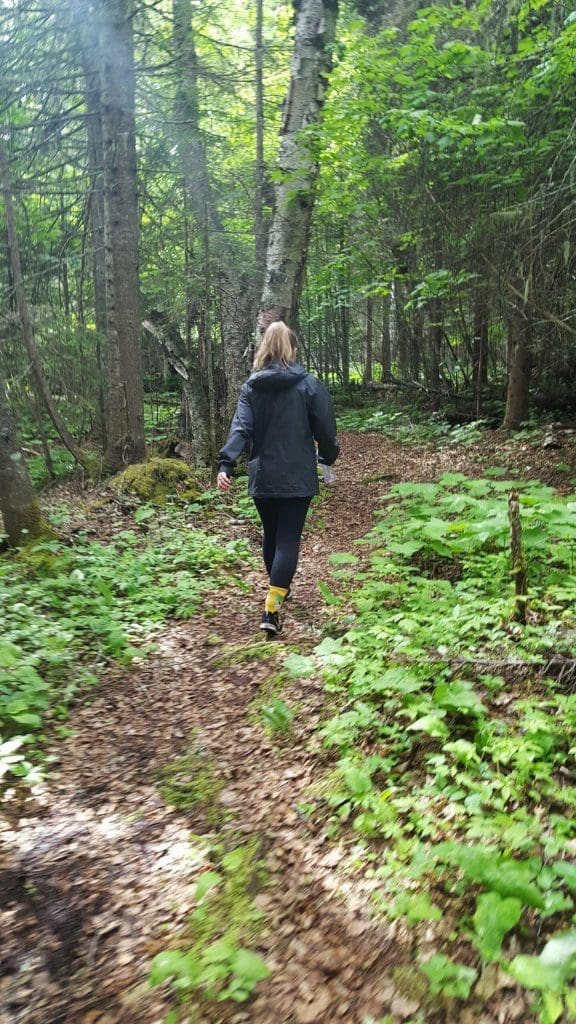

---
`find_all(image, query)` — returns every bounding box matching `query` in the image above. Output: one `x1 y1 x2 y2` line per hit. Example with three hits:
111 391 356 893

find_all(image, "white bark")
259 0 338 327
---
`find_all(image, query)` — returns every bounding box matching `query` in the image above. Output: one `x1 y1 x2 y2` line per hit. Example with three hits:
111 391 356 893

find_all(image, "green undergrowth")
156 746 224 824
247 669 296 738
153 744 270 1019
291 472 576 1022
0 505 252 785
150 836 269 1019
337 404 548 448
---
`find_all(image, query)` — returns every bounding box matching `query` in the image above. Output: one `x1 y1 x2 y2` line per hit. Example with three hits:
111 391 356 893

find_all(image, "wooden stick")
508 489 527 623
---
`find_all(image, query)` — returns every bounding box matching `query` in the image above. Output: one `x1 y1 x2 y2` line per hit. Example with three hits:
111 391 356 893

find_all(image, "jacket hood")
247 361 308 393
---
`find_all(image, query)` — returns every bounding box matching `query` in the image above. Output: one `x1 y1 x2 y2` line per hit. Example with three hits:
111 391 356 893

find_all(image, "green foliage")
310 470 576 1016
508 931 576 1023
0 508 251 782
150 840 270 1012
420 954 477 999
156 748 223 818
259 698 294 735
472 892 523 961
310 0 576 397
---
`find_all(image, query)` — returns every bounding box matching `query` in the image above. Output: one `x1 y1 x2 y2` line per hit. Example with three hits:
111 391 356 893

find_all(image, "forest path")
1 431 506 1024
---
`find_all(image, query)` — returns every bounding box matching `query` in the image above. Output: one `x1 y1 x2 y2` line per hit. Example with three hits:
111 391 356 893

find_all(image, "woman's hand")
217 471 232 492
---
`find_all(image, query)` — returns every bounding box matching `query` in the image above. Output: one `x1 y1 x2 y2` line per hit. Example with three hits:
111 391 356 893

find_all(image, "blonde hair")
253 321 297 370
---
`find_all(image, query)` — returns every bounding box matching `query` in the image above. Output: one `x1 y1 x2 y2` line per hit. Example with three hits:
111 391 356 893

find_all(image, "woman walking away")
217 321 339 636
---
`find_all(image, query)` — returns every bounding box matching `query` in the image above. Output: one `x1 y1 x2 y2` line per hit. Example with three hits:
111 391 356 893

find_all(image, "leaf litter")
1 427 574 1024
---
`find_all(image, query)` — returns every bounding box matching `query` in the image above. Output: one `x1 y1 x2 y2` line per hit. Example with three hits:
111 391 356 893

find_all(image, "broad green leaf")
328 552 359 565
315 636 344 656
11 712 42 727
221 848 248 874
0 642 22 668
552 862 576 892
394 891 443 923
420 954 477 999
342 765 372 796
150 949 186 985
540 930 576 977
508 955 564 992
283 653 315 678
484 865 545 909
433 679 483 712
407 713 448 738
387 540 423 557
541 990 564 1024
231 948 270 983
472 892 522 960
202 937 236 964
195 871 222 901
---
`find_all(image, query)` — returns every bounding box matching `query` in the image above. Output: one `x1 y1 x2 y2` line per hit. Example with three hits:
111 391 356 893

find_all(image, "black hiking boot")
260 610 281 636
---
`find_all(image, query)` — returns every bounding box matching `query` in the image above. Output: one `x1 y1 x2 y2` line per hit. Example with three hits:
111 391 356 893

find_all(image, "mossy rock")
109 458 201 504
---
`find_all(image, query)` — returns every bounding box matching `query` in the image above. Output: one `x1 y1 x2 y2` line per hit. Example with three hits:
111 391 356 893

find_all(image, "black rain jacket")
218 361 339 498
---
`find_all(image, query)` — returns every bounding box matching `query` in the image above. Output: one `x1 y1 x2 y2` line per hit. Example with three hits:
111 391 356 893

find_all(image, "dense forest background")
2 0 576 524
3 4 576 1021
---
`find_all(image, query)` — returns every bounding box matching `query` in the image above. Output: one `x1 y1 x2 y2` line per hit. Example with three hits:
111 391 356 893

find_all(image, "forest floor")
1 427 576 1024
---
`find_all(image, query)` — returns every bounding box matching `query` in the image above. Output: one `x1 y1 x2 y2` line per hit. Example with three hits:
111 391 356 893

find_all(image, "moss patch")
109 457 201 504
212 639 281 668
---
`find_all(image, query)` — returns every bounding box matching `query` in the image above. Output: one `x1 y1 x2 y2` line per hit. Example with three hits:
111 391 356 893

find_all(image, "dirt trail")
2 430 562 1024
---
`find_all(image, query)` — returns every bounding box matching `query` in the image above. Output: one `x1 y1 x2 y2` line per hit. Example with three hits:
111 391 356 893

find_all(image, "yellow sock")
265 585 288 613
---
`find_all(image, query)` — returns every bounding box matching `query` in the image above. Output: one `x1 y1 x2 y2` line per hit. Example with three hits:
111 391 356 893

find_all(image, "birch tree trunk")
0 379 46 547
99 0 146 470
258 0 339 329
254 0 266 274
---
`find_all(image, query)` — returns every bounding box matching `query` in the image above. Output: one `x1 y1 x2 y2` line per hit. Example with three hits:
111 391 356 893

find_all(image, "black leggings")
253 497 312 589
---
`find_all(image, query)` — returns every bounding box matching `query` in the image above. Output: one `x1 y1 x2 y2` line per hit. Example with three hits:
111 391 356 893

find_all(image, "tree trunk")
363 296 373 384
472 283 489 416
83 52 109 450
0 141 92 473
0 378 46 547
503 307 531 430
258 0 339 327
340 302 350 395
99 0 146 470
380 295 392 379
427 296 442 411
30 391 56 481
173 0 250 424
254 0 266 274
394 280 410 378
142 314 211 466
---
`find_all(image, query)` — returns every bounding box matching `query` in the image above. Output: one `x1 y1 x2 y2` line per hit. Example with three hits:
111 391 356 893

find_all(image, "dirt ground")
1 428 575 1024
